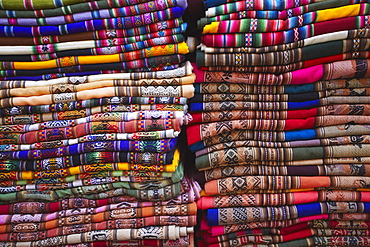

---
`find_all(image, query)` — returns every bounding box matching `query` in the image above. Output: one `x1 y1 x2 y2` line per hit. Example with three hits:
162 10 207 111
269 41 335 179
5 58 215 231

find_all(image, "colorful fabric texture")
0 0 201 246
191 0 370 247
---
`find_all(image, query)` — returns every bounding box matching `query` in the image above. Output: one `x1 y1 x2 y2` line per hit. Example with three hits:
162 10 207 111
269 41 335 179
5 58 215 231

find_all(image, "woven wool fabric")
0 0 200 246
0 226 194 244
205 214 370 234
205 228 370 246
188 77 370 96
0 177 191 203
189 108 370 124
196 39 370 66
201 16 370 48
192 136 370 154
189 106 370 122
0 119 183 144
0 215 197 234
0 0 187 24
192 82 370 97
195 163 370 180
189 96 370 111
0 0 173 17
0 8 186 37
195 144 370 169
0 64 185 80
0 180 201 212
0 62 194 88
187 116 370 146
0 54 187 78
197 54 370 73
0 73 195 97
0 104 187 121
192 1 370 246
199 1 369 27
203 0 343 11
0 41 189 62
0 169 181 185
0 35 185 58
0 84 194 108
202 4 369 33
198 190 370 209
0 53 187 72
0 24 188 46
0 107 188 124
199 37 370 56
0 110 187 126
204 175 370 194
0 0 105 10
0 156 181 180
206 202 370 225
0 202 197 225
0 138 177 152
0 42 189 69
193 59 370 85
191 133 370 152
187 124 370 147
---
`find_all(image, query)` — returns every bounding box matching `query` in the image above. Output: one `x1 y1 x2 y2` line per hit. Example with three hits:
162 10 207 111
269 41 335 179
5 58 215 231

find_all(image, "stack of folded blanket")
189 0 370 246
0 0 201 246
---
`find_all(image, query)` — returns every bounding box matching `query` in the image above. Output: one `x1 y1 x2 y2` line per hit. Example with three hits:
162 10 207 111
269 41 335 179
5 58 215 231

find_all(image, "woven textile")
0 0 199 246
0 0 187 22
192 0 370 246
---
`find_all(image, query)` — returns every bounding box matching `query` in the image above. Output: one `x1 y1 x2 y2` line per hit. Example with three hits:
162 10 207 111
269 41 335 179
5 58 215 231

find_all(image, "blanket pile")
189 0 370 246
0 0 201 246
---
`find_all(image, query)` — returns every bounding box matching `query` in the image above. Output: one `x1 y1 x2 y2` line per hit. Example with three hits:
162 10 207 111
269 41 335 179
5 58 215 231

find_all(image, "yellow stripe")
202 22 219 34
316 4 360 22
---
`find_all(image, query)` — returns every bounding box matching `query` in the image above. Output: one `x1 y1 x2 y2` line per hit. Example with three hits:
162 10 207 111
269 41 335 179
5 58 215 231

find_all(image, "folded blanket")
194 59 370 85
197 190 370 209
198 30 370 53
0 8 185 37
0 55 187 78
0 176 191 202
206 213 370 235
0 0 104 10
0 25 188 46
199 1 368 25
0 0 187 23
203 4 369 34
0 110 187 129
188 124 370 147
0 83 193 108
201 16 369 47
0 41 190 62
0 226 194 244
206 202 370 226
0 138 177 152
204 175 370 194
203 0 336 11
